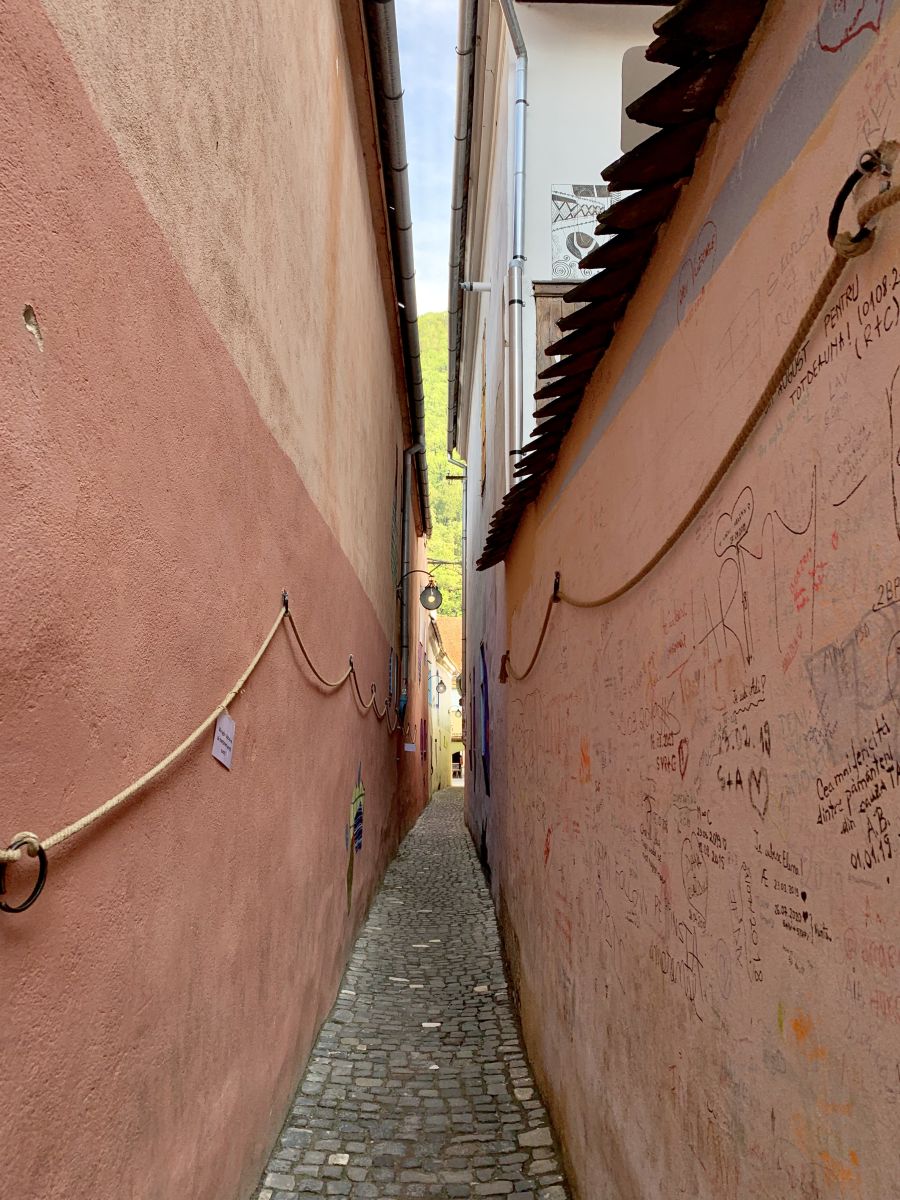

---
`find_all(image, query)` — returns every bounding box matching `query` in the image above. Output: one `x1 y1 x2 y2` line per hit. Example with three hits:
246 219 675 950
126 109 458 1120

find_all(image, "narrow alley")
7 1 900 1197
253 789 570 1200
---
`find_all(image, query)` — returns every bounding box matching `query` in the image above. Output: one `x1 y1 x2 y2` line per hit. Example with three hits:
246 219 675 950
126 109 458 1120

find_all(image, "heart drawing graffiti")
748 766 769 819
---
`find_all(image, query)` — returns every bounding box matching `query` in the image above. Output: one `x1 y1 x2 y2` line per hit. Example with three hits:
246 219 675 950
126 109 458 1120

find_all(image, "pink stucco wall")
38 0 412 640
468 2 900 1196
0 2 427 1197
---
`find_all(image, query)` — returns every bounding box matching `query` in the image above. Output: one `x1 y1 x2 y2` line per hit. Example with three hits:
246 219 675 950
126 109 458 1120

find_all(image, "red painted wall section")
0 4 427 1199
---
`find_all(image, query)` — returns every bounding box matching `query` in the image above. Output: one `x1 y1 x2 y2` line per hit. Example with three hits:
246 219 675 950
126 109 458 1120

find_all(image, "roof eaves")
476 0 769 572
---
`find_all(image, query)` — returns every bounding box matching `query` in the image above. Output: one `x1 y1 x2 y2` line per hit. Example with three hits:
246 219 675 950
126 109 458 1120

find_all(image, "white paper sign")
404 742 416 753
212 712 235 769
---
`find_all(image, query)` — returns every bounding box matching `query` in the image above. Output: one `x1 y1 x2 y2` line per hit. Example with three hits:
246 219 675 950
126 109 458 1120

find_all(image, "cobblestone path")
254 787 572 1200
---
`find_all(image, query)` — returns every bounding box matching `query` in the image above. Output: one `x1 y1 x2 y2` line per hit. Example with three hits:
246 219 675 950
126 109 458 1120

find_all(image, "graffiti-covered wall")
473 2 900 1197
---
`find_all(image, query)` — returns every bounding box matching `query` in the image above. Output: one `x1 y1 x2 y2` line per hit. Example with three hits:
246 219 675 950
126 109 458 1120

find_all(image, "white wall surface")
517 4 665 441
461 8 666 810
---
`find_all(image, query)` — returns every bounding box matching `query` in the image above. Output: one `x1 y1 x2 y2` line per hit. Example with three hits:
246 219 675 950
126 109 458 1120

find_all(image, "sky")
396 0 458 316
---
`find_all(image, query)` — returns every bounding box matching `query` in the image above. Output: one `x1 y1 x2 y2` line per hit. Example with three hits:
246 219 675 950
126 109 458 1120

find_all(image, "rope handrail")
282 606 398 730
1 591 402 891
499 143 900 684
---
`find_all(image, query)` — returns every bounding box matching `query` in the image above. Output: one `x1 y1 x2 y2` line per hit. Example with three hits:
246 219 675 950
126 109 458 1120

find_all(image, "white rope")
0 607 287 865
2 593 407 873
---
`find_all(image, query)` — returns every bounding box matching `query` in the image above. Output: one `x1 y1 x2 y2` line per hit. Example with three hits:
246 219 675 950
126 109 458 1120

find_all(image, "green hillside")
419 311 462 617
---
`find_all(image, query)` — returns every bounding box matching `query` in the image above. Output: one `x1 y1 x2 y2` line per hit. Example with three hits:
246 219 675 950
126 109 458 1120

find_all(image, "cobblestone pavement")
253 787 572 1200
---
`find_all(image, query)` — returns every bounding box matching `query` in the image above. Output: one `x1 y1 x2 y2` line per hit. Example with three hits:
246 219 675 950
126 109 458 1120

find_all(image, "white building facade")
448 0 666 849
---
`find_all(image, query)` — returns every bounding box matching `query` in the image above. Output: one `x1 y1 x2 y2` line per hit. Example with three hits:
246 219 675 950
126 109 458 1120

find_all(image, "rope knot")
11 832 41 858
828 140 900 260
861 140 900 176
832 228 875 259
0 832 48 913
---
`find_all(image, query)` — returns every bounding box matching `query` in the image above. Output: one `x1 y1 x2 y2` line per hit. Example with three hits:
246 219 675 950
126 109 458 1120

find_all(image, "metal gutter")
498 0 528 462
447 0 478 455
367 0 432 536
448 454 468 696
400 441 425 717
447 0 528 463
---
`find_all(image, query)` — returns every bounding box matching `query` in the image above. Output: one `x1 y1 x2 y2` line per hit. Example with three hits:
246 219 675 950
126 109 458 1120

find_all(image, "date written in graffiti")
730 863 763 983
783 265 900 400
850 806 893 874
854 269 900 361
710 720 771 760
859 270 900 324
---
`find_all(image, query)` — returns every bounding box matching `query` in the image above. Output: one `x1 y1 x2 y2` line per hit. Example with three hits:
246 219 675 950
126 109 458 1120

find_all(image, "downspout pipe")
449 455 468 697
447 0 528 463
448 0 477 455
399 442 425 721
498 0 528 461
367 0 432 536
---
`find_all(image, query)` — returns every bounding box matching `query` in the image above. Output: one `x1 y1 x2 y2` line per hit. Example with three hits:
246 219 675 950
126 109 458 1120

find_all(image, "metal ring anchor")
829 145 897 255
0 834 48 913
858 147 893 177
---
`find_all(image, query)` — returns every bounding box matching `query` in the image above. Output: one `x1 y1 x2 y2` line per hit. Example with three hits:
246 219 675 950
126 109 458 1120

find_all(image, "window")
533 282 588 389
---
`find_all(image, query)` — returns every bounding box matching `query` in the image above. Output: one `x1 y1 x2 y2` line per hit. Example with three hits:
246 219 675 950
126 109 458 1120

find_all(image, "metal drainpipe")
447 1 527 462
368 0 432 536
400 442 425 720
447 0 477 455
448 455 468 697
498 0 528 463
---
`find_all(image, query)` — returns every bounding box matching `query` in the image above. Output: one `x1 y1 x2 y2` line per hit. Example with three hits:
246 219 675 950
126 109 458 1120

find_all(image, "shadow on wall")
479 819 491 888
496 883 522 1013
480 643 491 796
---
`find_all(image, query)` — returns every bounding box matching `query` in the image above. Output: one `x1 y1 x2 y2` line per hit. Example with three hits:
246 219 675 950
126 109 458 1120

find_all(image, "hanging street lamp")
420 581 443 611
396 569 444 611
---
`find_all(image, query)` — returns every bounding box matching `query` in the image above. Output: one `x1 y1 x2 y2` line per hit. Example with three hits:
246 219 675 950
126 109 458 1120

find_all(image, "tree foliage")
420 311 463 617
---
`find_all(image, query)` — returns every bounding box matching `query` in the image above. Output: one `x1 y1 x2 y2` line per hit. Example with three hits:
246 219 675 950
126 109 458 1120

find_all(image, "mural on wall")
345 764 365 911
488 11 900 1198
550 184 612 279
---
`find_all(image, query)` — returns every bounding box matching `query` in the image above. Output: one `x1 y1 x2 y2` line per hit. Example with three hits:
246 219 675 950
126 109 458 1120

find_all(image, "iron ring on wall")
0 835 48 913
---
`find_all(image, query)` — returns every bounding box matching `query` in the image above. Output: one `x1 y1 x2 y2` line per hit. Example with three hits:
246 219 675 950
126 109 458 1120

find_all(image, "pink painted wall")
0 2 427 1197
38 0 412 639
468 2 900 1196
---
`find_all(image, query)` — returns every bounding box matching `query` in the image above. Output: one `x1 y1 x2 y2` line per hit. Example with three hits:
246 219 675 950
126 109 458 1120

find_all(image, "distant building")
436 616 466 780
427 616 461 792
